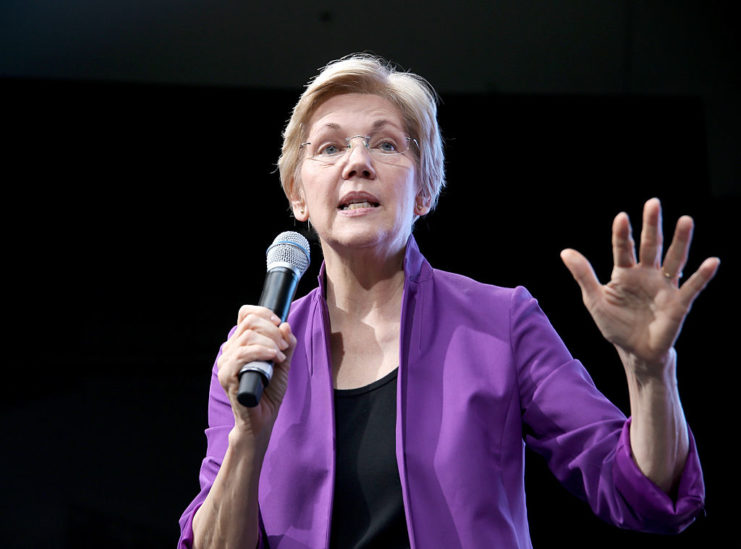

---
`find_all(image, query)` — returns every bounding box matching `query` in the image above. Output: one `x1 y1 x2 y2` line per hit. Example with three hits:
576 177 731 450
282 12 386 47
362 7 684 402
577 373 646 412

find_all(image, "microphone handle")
237 267 300 407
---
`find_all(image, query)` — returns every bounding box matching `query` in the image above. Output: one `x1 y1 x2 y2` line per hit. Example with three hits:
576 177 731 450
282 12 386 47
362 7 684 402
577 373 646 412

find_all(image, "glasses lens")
368 134 407 155
305 131 415 165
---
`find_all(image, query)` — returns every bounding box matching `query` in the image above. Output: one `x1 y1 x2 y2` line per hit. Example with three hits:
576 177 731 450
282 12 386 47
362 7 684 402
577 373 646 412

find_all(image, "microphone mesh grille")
266 231 311 275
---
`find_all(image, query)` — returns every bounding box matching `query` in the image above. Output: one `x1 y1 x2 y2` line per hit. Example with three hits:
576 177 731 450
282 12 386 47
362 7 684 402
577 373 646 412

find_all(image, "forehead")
307 93 404 135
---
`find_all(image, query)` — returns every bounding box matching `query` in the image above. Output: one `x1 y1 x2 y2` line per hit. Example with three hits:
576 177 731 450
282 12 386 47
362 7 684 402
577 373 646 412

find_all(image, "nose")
341 137 376 180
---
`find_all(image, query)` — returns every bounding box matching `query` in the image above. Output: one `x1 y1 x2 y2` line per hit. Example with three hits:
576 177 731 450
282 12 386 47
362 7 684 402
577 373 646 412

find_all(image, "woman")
178 54 719 548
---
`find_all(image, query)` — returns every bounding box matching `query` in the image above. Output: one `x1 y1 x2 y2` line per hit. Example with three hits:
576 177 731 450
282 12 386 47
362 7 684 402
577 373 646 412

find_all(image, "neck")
322 240 407 321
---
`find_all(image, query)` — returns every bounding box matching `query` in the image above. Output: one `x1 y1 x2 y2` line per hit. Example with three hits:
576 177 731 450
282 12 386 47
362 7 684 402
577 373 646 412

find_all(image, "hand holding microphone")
237 232 311 407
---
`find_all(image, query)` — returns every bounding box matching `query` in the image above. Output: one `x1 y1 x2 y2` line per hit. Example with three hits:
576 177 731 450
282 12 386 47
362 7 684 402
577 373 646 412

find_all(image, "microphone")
237 231 311 407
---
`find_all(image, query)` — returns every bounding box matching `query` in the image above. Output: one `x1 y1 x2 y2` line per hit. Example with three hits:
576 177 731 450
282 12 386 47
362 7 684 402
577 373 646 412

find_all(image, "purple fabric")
178 236 704 548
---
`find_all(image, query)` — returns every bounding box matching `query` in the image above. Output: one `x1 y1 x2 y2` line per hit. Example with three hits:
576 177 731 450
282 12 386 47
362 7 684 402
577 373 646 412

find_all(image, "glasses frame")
300 134 419 164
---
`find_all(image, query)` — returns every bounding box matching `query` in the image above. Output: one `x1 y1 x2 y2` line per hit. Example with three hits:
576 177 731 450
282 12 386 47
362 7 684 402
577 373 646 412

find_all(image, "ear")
292 200 309 222
289 180 309 222
414 193 432 217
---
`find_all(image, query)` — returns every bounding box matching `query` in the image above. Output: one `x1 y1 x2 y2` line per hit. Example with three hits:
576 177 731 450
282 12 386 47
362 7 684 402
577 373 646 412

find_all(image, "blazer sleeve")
511 286 704 534
177 328 268 548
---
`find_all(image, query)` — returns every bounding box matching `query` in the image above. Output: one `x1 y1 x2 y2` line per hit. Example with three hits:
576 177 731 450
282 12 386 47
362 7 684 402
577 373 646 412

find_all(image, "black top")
330 368 410 549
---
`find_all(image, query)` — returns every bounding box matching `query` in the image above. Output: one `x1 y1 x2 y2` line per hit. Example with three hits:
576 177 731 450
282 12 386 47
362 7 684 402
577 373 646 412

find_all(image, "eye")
316 142 344 156
372 136 400 154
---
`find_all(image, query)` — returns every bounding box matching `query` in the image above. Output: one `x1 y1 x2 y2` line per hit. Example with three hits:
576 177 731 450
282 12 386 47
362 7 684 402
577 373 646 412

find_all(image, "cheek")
401 173 421 211
297 166 318 202
298 170 336 216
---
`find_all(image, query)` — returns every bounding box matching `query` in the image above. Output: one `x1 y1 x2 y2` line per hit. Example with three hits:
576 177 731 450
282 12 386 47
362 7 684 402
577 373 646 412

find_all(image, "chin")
327 225 411 253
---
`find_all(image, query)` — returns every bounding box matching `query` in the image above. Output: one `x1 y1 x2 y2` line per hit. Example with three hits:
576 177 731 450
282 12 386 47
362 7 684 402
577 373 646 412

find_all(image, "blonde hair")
278 54 445 211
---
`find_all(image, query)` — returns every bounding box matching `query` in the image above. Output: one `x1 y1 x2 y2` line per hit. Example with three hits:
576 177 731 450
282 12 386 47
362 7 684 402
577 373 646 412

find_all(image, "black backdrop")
2 78 736 547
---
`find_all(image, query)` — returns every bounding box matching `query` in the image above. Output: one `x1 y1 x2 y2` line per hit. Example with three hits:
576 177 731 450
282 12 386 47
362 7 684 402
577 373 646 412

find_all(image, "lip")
337 191 381 211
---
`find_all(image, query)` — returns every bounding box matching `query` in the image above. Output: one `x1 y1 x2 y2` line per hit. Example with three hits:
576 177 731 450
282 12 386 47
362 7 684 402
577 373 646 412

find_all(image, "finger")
638 198 663 267
221 324 282 361
678 257 720 310
218 343 285 390
561 248 602 304
237 304 281 327
235 327 288 353
612 211 636 268
230 320 290 364
219 317 288 378
278 322 296 345
235 344 286 371
277 323 298 363
220 325 288 372
661 215 694 280
236 307 282 338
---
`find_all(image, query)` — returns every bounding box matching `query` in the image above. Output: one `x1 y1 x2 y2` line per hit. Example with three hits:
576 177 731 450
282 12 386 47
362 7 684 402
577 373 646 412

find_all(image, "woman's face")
292 93 430 259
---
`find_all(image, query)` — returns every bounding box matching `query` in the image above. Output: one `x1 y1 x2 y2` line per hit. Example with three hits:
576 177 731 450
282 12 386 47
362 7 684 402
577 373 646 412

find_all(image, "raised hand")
560 198 719 373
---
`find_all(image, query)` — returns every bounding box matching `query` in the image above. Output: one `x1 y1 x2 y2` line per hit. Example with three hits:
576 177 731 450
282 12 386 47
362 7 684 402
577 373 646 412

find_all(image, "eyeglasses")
300 133 418 165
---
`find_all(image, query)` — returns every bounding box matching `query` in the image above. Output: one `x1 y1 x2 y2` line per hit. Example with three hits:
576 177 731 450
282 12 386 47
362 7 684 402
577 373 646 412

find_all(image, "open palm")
561 198 719 369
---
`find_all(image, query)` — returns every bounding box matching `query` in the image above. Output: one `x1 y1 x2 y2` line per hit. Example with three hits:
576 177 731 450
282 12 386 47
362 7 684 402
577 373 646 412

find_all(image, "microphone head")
266 231 311 277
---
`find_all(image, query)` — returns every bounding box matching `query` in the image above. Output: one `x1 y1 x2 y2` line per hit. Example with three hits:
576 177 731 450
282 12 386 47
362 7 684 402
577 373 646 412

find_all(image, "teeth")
349 201 373 210
343 201 375 210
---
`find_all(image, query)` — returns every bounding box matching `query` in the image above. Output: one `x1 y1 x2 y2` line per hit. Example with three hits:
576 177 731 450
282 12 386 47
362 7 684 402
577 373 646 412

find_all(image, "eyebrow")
315 119 402 133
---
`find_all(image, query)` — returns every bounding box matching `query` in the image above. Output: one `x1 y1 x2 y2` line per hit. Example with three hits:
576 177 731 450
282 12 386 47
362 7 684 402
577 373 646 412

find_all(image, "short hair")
278 53 445 211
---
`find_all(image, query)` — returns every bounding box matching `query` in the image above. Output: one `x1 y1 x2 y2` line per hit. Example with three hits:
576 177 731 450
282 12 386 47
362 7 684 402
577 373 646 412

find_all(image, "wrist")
618 347 677 387
228 425 271 459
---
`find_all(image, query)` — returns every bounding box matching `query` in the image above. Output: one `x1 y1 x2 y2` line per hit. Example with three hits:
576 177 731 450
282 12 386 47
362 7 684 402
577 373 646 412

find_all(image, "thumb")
560 248 602 304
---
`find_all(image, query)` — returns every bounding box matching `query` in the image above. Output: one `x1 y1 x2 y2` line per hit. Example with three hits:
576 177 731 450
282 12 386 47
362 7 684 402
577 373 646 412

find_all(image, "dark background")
1 2 738 547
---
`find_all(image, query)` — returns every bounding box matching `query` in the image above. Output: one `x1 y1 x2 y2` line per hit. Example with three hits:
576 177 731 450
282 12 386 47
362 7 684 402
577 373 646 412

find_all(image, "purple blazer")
178 237 704 548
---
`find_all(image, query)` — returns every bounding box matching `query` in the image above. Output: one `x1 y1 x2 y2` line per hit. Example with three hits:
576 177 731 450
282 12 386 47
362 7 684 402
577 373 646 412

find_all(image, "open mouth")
338 192 380 210
339 200 379 211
